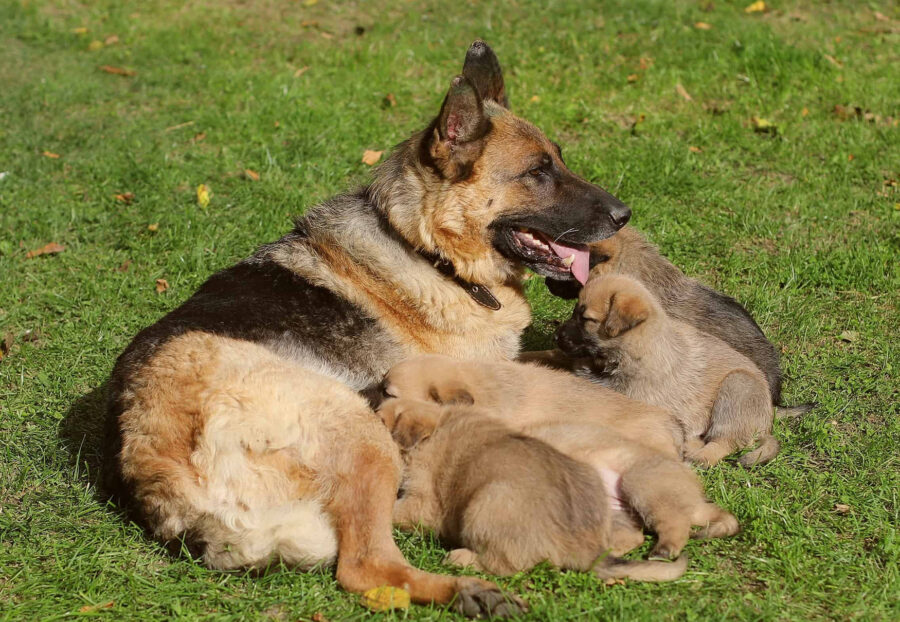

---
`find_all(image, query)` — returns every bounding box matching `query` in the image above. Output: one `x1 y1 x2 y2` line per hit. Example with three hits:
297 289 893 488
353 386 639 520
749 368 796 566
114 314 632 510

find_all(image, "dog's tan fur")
571 274 778 467
378 398 689 581
380 356 739 559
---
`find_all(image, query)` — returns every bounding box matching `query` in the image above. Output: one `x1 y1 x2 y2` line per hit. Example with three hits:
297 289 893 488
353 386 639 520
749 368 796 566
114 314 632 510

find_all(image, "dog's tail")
738 434 780 467
775 402 816 419
593 554 688 583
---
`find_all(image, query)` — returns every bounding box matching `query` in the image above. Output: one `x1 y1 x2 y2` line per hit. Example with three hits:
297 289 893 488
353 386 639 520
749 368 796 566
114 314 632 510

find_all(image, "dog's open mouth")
510 228 591 284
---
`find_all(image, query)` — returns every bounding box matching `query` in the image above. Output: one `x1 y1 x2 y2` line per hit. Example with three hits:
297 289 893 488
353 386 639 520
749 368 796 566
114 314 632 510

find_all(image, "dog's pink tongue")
548 240 591 285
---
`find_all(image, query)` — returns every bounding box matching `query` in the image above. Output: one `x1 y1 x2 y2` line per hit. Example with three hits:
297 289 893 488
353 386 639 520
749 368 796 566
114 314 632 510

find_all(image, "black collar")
417 248 502 311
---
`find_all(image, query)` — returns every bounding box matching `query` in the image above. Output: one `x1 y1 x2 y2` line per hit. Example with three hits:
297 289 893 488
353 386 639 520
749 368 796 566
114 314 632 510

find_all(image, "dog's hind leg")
687 369 774 467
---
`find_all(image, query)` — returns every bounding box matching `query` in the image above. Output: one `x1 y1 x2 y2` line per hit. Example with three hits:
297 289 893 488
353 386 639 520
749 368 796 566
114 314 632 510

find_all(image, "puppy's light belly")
599 467 625 511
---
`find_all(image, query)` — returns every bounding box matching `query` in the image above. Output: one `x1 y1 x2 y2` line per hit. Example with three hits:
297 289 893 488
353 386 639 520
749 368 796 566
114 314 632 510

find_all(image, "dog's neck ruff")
417 248 502 311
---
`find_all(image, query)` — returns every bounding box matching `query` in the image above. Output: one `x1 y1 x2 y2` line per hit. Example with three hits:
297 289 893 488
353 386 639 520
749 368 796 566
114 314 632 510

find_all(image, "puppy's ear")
429 76 490 181
428 382 474 406
603 291 649 337
462 40 509 109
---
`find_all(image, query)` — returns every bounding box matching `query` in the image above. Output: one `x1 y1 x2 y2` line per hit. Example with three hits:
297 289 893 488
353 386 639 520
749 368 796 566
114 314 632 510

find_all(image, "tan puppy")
378 398 688 581
556 274 779 467
380 356 739 559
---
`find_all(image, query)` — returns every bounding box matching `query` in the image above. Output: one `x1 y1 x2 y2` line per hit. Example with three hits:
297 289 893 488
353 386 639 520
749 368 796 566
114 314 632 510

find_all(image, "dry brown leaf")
744 1 766 14
639 57 654 69
294 66 310 78
823 54 843 68
627 73 639 83
383 93 397 108
147 223 159 232
362 149 383 166
320 32 334 40
694 22 713 30
675 83 693 101
79 602 114 613
104 34 119 45
116 259 131 272
689 146 703 153
192 132 206 143
165 121 195 133
839 330 858 343
26 242 66 259
244 169 260 181
155 279 169 294
873 11 889 22
530 95 541 102
300 20 319 27
100 65 136 77
42 151 61 159
801 107 809 117
311 613 328 622
834 503 851 514
114 192 134 204
847 154 855 161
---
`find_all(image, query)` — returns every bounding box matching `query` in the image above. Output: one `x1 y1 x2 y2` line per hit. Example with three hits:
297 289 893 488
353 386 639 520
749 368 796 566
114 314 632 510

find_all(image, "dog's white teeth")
562 254 575 267
519 231 535 242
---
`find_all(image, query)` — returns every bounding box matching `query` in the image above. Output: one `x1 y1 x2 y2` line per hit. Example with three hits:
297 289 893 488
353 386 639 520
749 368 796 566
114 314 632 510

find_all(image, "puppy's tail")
593 554 688 583
775 402 816 419
738 434 780 467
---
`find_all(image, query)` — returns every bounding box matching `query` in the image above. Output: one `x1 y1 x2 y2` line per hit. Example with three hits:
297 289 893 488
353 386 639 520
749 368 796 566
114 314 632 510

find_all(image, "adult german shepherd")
104 41 630 616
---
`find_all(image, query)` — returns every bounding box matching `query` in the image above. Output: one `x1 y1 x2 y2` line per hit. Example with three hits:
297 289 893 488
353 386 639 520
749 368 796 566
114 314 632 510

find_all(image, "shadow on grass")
59 383 110 493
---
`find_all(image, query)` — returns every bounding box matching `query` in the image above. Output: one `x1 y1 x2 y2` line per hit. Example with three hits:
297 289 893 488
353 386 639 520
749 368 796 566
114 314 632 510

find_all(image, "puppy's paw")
453 579 528 619
444 548 483 570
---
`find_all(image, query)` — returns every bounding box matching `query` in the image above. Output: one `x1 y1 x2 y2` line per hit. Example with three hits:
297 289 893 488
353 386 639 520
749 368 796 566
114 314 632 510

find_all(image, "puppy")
379 398 688 581
380 356 739 560
557 274 779 467
545 226 796 408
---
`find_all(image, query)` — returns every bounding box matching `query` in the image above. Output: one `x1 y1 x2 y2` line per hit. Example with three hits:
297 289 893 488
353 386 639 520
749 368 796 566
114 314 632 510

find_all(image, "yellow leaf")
71 27 88 35
362 150 383 166
42 150 61 159
801 107 809 117
304 0 318 5
196 184 210 207
750 117 777 133
675 83 693 102
689 146 703 153
744 1 766 14
244 169 260 181
626 73 639 83
530 95 540 103
694 22 712 30
147 223 159 232
88 40 104 51
361 586 410 611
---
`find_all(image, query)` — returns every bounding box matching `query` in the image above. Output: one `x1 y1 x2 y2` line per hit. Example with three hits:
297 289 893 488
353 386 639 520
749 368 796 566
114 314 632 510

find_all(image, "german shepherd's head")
372 41 630 286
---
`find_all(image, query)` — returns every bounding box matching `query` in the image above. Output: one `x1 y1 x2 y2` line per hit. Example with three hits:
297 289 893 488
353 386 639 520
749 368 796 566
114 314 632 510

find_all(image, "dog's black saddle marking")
418 249 501 311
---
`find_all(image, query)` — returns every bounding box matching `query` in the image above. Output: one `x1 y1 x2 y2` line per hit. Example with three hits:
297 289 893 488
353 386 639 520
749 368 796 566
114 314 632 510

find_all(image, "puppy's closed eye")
429 384 474 405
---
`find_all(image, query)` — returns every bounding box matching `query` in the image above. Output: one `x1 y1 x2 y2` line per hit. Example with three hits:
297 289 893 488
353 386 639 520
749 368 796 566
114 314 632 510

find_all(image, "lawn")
1 0 897 619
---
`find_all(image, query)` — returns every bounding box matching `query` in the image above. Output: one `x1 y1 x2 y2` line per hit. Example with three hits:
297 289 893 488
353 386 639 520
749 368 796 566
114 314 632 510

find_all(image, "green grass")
1 0 898 619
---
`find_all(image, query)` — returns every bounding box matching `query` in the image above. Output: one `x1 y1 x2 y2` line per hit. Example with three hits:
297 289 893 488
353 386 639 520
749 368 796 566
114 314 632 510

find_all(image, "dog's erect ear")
429 75 490 180
462 40 509 109
603 291 649 338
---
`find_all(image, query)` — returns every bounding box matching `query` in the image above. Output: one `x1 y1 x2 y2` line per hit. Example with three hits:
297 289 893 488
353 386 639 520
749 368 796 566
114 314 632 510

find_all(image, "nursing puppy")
380 356 739 559
378 397 688 581
556 274 779 467
544 226 789 406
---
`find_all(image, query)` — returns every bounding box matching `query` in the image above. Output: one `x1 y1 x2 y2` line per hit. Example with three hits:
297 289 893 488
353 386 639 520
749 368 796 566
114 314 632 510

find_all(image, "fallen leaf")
320 32 334 40
744 1 766 14
0 334 11 361
847 154 854 161
100 65 136 77
801 107 809 117
362 150 383 166
147 223 159 232
300 20 319 27
311 613 328 622
304 0 318 5
530 95 541 102
273 121 280 128
196 184 210 207
25 242 66 259
834 503 851 514
116 259 131 272
823 54 843 68
165 121 195 133
294 65 310 78
873 11 888 22
71 27 88 34
79 601 114 613
689 146 703 153
88 40 104 51
244 169 260 181
675 83 693 101
361 586 410 611
114 192 134 204
627 73 639 83
382 93 397 108
839 330 858 343
639 57 653 69
694 22 713 30
104 34 119 45
42 151 61 159
155 278 169 293
750 117 777 134
192 132 206 143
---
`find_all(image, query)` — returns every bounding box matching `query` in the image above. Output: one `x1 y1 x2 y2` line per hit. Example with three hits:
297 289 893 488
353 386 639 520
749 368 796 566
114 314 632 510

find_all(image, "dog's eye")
382 383 397 398
528 167 547 178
